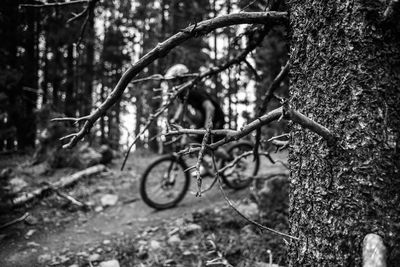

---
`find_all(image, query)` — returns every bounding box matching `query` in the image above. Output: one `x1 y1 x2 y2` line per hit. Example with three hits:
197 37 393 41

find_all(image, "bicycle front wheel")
140 155 190 210
221 142 260 189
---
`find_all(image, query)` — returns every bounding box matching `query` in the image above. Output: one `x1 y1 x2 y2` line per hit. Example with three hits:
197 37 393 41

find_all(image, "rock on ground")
99 259 120 267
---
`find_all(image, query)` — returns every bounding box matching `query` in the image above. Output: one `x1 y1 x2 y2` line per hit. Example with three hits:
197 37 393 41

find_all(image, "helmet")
165 64 189 80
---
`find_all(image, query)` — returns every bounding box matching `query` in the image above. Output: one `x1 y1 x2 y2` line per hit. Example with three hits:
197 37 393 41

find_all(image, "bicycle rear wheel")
140 155 190 210
220 142 260 189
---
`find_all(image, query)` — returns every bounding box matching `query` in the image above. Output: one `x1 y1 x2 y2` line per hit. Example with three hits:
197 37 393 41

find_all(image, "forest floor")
0 149 289 267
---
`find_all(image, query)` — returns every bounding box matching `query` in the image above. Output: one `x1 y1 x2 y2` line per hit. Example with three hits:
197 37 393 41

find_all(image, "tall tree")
288 1 400 265
0 0 39 150
65 44 75 117
100 19 130 148
82 5 95 116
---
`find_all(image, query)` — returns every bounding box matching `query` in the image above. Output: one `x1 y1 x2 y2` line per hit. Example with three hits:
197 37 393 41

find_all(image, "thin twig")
165 128 237 137
0 213 30 230
67 0 98 23
51 116 89 123
43 182 87 208
271 140 289 152
267 133 289 142
243 59 260 80
254 62 289 159
195 120 213 197
210 153 299 241
239 0 259 12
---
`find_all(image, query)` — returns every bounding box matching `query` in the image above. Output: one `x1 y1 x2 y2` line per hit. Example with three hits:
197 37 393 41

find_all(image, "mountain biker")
165 64 231 165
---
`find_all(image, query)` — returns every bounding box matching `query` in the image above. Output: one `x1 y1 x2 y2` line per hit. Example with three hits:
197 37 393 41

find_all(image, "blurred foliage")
0 0 288 153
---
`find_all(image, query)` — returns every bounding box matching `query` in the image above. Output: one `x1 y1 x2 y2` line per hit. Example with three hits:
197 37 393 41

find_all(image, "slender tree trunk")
65 44 75 117
52 47 61 108
41 32 49 105
17 4 38 149
212 0 219 99
288 1 400 265
99 83 106 144
0 0 19 150
83 9 95 116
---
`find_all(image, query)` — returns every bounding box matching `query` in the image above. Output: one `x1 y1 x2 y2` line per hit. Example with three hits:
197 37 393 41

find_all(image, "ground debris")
100 194 119 207
9 164 106 208
99 259 120 267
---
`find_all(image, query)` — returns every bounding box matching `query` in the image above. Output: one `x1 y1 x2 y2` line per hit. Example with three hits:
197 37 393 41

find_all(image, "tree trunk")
0 0 19 150
83 9 95 116
41 32 49 105
99 83 106 144
288 1 400 266
52 47 61 108
65 44 75 117
212 0 219 99
17 4 38 149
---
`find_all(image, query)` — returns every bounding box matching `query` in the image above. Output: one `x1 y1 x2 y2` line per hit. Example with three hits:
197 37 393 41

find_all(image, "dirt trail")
0 150 287 267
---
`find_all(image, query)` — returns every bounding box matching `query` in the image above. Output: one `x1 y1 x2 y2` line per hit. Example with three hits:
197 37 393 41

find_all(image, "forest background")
0 0 288 154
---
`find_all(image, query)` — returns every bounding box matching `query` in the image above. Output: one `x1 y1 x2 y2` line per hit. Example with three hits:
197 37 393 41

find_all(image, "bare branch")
20 0 89 8
243 59 261 80
271 140 289 152
211 107 283 148
59 133 79 142
67 0 98 23
51 116 89 123
182 107 283 155
57 11 288 148
130 74 165 84
198 25 271 81
267 133 289 142
283 107 336 146
165 128 237 137
195 118 213 197
180 105 336 155
258 62 289 117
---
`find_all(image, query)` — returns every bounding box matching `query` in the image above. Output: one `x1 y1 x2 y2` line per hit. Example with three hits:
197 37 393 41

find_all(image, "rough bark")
288 1 400 266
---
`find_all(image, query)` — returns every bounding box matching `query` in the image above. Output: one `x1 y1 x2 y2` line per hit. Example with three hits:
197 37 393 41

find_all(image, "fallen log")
10 164 106 207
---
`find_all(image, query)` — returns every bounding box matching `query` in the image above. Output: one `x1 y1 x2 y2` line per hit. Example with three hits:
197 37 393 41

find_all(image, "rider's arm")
202 100 215 129
171 103 184 124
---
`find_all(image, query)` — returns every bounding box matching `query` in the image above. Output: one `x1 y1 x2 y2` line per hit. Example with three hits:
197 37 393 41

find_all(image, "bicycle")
140 139 264 210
